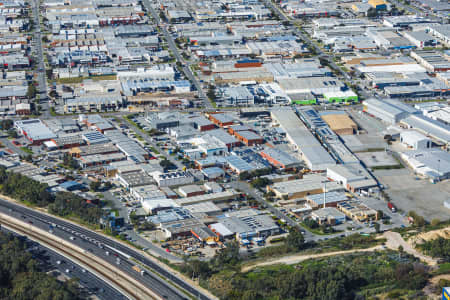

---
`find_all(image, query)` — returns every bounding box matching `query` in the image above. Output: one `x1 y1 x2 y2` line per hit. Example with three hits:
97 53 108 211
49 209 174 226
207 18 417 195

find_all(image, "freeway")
0 198 213 300
1 227 125 300
142 0 213 109
31 0 50 118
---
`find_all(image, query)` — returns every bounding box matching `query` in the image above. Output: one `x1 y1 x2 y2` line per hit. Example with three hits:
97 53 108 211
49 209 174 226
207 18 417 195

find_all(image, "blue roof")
60 181 83 189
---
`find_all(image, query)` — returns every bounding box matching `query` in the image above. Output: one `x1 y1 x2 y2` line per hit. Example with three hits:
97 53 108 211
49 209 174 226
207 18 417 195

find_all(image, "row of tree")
0 167 103 225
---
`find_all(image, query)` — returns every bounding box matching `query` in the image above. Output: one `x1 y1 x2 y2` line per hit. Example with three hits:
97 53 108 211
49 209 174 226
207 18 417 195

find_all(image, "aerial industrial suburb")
0 0 448 298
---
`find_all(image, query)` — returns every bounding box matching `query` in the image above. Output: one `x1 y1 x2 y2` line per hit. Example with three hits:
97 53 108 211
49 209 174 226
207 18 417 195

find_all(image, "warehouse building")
259 147 301 170
117 171 154 188
271 108 335 171
174 189 240 206
306 191 348 209
363 98 419 124
400 149 450 182
131 184 166 203
15 119 57 145
208 113 238 127
269 174 343 200
323 90 358 103
400 114 450 145
400 131 432 150
321 113 357 135
78 152 126 169
178 184 205 198
327 164 378 193
142 198 178 215
233 130 264 146
278 77 345 96
151 171 194 187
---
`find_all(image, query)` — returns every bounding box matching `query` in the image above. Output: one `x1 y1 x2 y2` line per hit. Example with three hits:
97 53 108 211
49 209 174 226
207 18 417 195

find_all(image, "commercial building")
321 114 357 135
151 171 194 187
271 108 336 171
400 131 432 150
311 207 346 225
15 119 57 144
259 147 301 170
337 200 378 222
269 174 343 200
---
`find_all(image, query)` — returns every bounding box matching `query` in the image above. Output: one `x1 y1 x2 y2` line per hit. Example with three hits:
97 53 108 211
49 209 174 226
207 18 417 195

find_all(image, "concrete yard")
357 151 400 168
374 168 450 221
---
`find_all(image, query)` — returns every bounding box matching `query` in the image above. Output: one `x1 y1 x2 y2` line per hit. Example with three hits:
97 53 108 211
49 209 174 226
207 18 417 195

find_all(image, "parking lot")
374 168 450 221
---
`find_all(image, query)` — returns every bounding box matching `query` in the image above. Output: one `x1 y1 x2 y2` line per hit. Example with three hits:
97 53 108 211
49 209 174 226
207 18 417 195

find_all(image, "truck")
387 202 396 213
132 265 145 276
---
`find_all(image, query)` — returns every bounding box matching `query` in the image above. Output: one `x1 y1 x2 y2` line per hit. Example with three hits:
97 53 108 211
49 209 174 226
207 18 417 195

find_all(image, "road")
142 0 212 109
31 0 50 118
1 227 125 300
0 197 213 300
120 116 184 169
0 138 27 156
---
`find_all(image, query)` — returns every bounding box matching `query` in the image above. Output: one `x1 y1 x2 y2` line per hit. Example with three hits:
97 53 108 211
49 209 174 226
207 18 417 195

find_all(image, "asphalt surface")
1 227 124 300
142 0 212 109
0 198 211 300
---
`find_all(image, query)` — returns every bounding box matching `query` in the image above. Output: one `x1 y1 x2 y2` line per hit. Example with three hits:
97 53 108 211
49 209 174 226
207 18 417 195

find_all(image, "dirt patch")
409 227 450 246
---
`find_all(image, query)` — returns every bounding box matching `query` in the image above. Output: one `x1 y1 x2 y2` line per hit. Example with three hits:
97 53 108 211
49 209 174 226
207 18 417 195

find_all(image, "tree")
159 158 175 170
7 129 18 138
0 119 13 130
104 181 113 190
398 245 404 259
212 241 240 268
27 83 37 99
285 230 305 251
63 153 78 169
89 180 101 192
430 218 441 227
207 85 216 101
